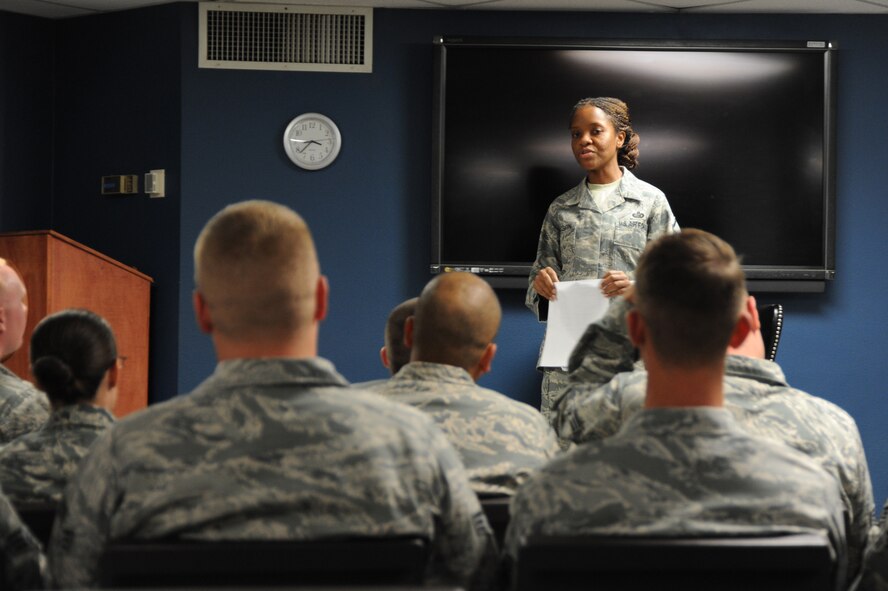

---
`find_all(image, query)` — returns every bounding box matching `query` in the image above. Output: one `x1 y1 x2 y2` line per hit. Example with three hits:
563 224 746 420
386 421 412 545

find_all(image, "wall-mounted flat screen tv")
431 37 837 292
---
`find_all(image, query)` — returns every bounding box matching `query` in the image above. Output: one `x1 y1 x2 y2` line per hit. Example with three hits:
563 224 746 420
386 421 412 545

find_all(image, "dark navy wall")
0 11 53 230
51 5 183 405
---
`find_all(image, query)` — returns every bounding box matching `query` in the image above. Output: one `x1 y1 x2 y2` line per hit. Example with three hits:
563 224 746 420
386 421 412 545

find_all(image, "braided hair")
570 97 640 169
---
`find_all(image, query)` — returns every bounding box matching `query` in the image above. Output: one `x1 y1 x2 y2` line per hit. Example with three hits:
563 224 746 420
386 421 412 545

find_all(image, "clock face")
283 113 342 170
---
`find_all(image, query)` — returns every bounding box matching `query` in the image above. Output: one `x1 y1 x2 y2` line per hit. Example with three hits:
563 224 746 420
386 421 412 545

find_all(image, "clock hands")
289 138 331 154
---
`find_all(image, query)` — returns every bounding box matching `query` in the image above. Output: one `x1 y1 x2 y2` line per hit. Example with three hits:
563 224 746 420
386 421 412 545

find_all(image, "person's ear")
314 275 329 322
471 343 497 381
747 295 761 333
616 130 627 148
627 309 645 348
404 316 415 348
379 346 389 369
106 359 120 390
0 306 7 334
729 303 754 349
193 291 213 334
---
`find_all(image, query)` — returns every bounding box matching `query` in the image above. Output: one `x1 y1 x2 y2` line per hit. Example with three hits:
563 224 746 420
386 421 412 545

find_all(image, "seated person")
0 309 117 505
372 272 560 496
555 292 872 579
0 486 44 589
0 259 49 443
504 229 848 585
47 200 496 589
352 297 417 388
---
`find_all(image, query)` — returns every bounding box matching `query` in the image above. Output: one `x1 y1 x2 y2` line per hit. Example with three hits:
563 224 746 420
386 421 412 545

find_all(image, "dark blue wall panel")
0 11 53 230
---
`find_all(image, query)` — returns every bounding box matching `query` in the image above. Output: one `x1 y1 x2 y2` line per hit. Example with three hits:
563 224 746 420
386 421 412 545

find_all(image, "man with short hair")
554 283 873 581
49 201 496 589
353 297 417 389
373 272 560 496
0 259 49 443
505 229 848 584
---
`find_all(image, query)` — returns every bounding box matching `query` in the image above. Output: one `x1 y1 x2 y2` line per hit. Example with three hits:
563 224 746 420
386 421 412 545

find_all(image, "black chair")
514 532 834 591
757 303 784 362
478 494 511 547
15 501 58 547
98 536 429 587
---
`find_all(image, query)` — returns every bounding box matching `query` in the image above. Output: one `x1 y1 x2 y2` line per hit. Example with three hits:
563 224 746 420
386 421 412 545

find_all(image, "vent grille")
199 3 372 73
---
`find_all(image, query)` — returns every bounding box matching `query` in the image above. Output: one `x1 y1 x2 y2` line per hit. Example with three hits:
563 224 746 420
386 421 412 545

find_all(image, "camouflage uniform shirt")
505 407 848 585
0 404 114 505
0 364 49 444
555 298 874 580
369 362 561 496
525 168 678 321
0 486 45 589
48 357 496 589
857 502 888 590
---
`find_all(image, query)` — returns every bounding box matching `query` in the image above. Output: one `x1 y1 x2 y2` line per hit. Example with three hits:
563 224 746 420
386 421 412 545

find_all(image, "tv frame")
430 37 838 293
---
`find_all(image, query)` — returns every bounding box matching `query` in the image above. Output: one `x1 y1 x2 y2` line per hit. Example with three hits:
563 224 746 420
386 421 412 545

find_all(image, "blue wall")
4 4 888 506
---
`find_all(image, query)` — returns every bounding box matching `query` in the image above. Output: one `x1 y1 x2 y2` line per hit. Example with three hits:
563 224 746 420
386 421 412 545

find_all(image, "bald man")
373 272 560 496
0 259 49 443
49 202 496 589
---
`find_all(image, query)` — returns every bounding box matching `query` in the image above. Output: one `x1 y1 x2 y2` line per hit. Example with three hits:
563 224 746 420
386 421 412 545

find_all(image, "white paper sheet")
539 279 609 370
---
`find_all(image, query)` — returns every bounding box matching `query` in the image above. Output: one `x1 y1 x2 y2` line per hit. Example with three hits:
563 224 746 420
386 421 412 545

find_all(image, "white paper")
539 279 609 370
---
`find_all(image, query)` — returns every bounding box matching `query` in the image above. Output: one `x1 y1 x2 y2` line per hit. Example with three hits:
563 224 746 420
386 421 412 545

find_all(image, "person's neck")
586 163 623 185
212 329 318 362
643 353 726 409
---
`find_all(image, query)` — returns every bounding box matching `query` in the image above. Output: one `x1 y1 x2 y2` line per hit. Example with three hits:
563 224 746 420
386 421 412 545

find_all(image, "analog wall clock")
283 113 342 170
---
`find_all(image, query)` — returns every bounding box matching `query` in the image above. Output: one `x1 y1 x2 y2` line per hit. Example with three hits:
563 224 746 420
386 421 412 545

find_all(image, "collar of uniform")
618 406 738 438
0 363 17 380
393 361 475 385
45 403 114 431
564 167 642 210
210 357 350 390
724 355 788 388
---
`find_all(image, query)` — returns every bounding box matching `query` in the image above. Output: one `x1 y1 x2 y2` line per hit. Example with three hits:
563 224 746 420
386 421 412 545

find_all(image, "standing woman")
0 309 118 505
527 97 679 425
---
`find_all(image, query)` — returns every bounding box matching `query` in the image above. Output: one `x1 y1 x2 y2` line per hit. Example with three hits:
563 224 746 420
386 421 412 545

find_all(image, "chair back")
515 532 834 591
99 536 429 587
757 303 784 361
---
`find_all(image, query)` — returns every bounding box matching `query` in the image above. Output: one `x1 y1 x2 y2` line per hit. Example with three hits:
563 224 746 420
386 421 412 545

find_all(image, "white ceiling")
1 0 888 19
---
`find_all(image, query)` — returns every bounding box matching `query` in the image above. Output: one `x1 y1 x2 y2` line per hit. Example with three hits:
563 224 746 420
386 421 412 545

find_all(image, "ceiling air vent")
199 2 372 73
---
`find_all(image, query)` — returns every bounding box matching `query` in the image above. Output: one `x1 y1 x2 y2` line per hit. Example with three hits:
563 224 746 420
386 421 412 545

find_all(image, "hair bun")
32 356 76 400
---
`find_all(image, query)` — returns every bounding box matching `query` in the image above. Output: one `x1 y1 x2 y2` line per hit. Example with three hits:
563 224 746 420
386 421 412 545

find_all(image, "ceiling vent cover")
199 2 372 73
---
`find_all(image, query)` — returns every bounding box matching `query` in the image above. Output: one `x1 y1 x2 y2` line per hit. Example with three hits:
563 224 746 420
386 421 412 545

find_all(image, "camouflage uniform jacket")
555 299 874 580
525 168 678 321
857 502 888 591
0 486 45 589
0 365 49 445
48 357 497 589
370 362 561 496
505 407 849 586
0 404 114 505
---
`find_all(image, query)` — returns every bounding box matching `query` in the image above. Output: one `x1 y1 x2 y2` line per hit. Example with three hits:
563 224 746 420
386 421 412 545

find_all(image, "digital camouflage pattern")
556 298 874 581
505 408 849 587
368 362 561 496
0 404 114 505
525 168 678 321
0 486 45 590
857 502 888 590
0 365 49 444
48 358 497 589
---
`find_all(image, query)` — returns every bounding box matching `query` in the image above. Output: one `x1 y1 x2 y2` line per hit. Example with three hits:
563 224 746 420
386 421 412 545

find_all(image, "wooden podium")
0 231 152 417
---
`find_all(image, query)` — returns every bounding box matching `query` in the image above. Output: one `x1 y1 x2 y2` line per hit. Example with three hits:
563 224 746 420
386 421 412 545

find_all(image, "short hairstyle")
570 97 640 169
30 309 117 405
384 298 417 375
412 272 501 371
634 229 746 367
194 200 319 340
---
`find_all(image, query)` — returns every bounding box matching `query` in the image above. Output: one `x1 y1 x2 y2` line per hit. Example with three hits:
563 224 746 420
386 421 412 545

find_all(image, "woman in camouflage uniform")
527 97 679 426
0 309 117 505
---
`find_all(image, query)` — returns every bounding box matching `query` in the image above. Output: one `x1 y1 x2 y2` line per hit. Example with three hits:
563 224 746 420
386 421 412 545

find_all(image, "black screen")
432 39 836 288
